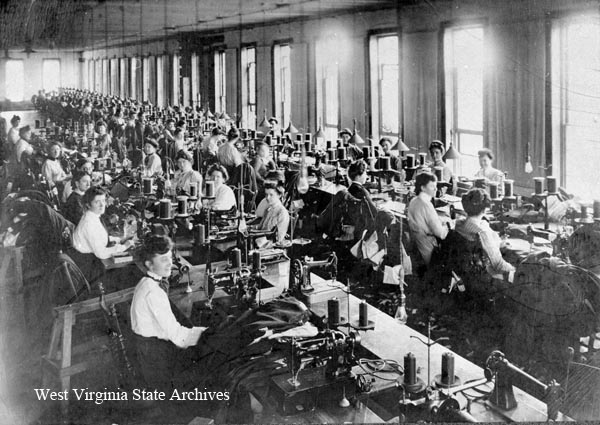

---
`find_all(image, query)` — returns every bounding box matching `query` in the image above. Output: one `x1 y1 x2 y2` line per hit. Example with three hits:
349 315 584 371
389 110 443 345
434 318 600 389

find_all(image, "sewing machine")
270 329 360 414
290 253 338 296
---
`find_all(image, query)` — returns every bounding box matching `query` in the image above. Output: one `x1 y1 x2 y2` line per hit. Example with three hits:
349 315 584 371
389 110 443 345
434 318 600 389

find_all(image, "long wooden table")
253 274 571 423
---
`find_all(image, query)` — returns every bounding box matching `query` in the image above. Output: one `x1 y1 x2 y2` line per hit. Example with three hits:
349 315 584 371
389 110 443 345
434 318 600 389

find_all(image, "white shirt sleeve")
73 213 127 259
424 201 449 240
143 285 205 348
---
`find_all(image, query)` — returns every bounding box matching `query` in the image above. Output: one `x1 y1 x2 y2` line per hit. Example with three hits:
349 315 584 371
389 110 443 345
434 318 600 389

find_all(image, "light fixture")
314 118 326 149
443 142 460 160
285 118 298 136
348 118 365 146
525 142 533 174
258 109 271 134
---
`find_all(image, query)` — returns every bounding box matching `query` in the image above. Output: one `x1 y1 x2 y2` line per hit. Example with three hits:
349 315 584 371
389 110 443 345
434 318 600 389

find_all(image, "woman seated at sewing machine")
63 170 91 225
142 138 164 177
474 148 504 195
94 120 111 158
428 140 456 195
455 188 515 281
173 149 202 196
250 181 289 245
378 137 401 170
71 186 133 281
42 141 71 199
130 235 206 392
407 172 449 266
204 164 236 211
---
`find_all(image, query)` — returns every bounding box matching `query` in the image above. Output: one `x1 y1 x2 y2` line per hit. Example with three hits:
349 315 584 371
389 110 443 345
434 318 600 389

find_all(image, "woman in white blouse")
204 164 236 211
72 187 132 281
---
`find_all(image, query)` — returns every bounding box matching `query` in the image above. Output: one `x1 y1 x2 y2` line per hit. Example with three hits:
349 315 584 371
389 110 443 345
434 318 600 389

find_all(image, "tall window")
142 56 150 102
130 57 138 99
87 60 94 91
214 50 226 113
273 43 291 129
110 58 118 96
241 46 256 129
120 58 127 97
171 54 179 106
369 34 400 141
444 26 485 176
5 60 24 101
552 18 600 199
43 59 61 93
156 56 164 107
316 37 341 141
191 53 200 107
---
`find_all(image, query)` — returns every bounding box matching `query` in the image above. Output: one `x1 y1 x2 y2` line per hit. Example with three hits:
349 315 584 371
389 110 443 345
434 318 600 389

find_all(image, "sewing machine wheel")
291 259 303 290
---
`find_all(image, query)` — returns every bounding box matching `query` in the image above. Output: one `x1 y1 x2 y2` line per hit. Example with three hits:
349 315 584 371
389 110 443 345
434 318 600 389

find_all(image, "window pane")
6 60 24 101
380 64 399 134
458 133 483 176
317 38 340 134
273 44 291 128
371 34 399 139
43 59 61 93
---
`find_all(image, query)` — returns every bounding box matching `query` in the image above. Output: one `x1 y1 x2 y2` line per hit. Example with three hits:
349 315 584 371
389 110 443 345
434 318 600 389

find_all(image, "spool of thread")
328 298 340 326
231 248 242 269
359 300 368 327
504 179 514 197
419 153 427 166
327 140 333 149
105 157 113 169
405 154 415 168
196 224 205 245
205 181 215 198
441 352 455 385
534 177 545 195
177 196 188 215
265 135 273 146
546 176 557 194
142 177 153 195
296 134 303 142
337 138 343 148
373 147 380 158
380 156 391 171
327 148 336 161
94 159 101 171
474 178 486 189
304 140 312 152
404 353 417 386
362 147 371 158
189 182 198 199
159 199 172 219
249 129 256 139
594 200 600 219
581 205 590 220
338 147 347 160
489 182 499 199
433 166 443 181
252 251 261 270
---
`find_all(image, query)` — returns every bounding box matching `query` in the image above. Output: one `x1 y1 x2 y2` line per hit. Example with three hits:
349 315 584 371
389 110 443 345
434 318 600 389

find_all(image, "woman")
347 159 378 240
407 172 449 265
253 181 289 244
217 127 243 176
173 149 202 196
95 120 111 158
63 170 91 225
142 139 163 177
455 188 515 280
252 141 276 187
475 148 504 195
7 115 20 146
204 164 236 211
429 140 456 195
72 186 132 281
15 125 34 163
130 235 206 392
42 141 70 197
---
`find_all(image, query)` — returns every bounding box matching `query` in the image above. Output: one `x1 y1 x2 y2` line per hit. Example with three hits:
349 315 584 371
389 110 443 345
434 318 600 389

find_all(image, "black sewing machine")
270 329 360 414
290 252 338 296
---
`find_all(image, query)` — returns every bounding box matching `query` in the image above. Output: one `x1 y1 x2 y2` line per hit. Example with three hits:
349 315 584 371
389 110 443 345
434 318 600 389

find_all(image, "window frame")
273 41 292 130
241 44 257 129
214 49 227 114
316 36 341 142
5 59 25 102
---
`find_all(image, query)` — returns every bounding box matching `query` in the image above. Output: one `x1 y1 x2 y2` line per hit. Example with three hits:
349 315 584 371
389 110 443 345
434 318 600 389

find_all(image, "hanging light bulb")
348 118 365 146
525 142 533 174
296 145 309 195
258 109 271 135
314 118 326 150
285 118 298 137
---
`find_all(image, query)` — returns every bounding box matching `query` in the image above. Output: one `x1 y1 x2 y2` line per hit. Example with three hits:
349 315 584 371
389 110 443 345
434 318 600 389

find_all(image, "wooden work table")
253 274 572 423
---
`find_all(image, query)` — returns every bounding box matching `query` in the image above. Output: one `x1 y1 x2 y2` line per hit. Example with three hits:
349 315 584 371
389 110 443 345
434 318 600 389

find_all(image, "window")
316 37 341 141
191 53 200 107
273 43 291 129
43 59 61 93
5 60 24 101
241 46 257 129
369 34 400 141
552 17 600 199
120 58 127 97
214 50 226 113
130 57 138 99
110 58 118 96
87 60 94 91
171 54 179 106
142 56 150 102
94 59 102 92
444 25 485 176
156 55 164 107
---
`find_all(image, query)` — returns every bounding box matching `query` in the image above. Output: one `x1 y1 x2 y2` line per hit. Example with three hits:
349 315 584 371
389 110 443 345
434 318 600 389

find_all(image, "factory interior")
1 0 600 423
